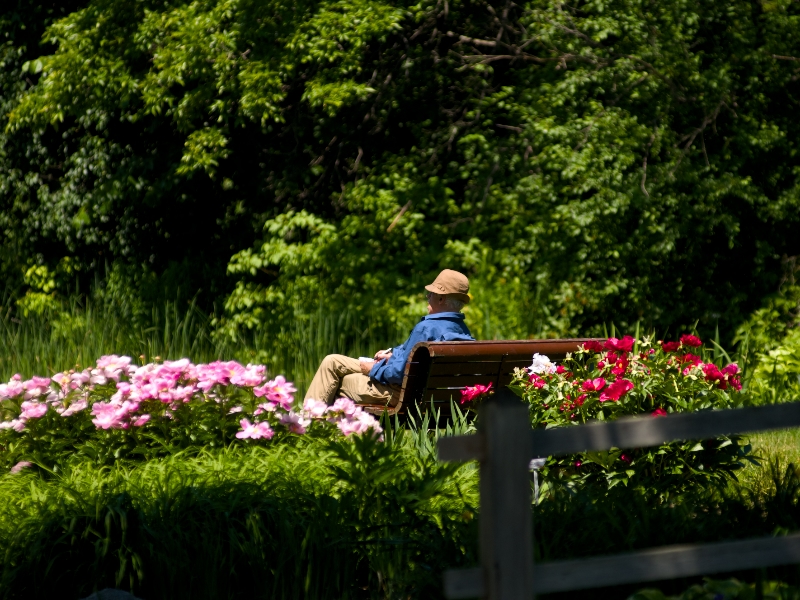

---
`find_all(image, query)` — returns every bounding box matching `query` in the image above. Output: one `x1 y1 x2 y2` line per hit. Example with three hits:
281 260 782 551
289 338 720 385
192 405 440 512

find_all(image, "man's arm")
373 348 393 361
369 325 428 386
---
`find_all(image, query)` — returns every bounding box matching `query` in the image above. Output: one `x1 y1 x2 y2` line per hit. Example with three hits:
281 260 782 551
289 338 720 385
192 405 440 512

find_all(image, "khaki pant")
305 354 399 406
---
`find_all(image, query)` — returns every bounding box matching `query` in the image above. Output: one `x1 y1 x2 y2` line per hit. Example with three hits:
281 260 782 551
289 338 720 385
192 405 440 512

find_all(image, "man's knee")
321 354 349 370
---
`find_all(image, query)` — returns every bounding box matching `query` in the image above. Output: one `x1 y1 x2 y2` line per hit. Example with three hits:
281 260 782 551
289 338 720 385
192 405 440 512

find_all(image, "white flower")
528 353 556 375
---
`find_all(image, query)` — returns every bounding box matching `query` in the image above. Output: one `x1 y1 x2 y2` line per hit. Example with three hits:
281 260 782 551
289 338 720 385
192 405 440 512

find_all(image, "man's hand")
373 349 393 361
359 359 375 375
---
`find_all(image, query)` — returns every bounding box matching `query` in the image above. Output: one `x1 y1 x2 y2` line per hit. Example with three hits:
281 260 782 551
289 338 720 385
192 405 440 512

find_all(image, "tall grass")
0 296 398 396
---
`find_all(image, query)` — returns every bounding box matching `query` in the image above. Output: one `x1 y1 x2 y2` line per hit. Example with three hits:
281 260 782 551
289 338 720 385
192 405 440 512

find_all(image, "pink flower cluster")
0 355 383 442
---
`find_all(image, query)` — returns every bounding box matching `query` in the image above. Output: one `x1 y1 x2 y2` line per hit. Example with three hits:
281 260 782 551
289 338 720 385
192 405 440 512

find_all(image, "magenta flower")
652 408 668 417
604 336 635 353
599 379 634 402
582 377 607 392
680 334 702 347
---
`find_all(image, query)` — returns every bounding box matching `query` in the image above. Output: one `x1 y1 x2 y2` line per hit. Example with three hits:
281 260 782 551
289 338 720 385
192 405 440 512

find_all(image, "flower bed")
463 334 751 492
0 356 381 471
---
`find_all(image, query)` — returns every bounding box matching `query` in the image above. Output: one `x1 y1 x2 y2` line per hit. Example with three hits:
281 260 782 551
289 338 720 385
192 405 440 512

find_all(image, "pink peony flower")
330 397 357 417
230 364 266 387
236 418 274 439
278 411 310 434
302 398 329 418
59 399 88 417
254 375 296 410
132 414 151 427
22 376 53 400
0 419 26 432
0 376 25 399
19 401 48 419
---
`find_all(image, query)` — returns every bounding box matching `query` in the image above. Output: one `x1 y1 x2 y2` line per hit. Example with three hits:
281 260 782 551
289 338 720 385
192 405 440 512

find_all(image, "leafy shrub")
505 334 751 493
630 578 800 600
0 435 479 600
0 356 381 471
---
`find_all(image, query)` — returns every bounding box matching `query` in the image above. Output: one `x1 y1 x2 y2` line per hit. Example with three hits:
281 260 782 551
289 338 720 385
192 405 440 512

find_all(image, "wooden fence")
438 390 800 599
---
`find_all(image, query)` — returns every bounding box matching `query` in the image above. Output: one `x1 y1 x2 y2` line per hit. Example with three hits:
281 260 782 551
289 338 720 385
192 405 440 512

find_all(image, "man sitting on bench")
304 269 475 407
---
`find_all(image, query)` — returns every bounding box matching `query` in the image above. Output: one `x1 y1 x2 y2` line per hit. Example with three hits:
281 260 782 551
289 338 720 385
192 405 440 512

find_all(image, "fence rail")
438 392 800 600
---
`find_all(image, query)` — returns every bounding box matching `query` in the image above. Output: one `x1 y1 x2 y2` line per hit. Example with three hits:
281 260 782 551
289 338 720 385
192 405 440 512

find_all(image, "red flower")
702 363 727 389
599 379 634 402
611 356 630 376
575 460 582 468
460 382 493 405
652 408 667 417
661 341 680 352
575 394 586 406
582 377 607 392
680 334 702 347
583 340 604 352
677 353 703 366
529 373 546 389
604 336 635 353
597 361 606 370
721 363 739 376
620 453 632 463
556 365 566 374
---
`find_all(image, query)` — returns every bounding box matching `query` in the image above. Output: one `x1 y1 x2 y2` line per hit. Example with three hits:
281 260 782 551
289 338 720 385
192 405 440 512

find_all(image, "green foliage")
0 439 478 599
631 579 800 600
2 0 800 341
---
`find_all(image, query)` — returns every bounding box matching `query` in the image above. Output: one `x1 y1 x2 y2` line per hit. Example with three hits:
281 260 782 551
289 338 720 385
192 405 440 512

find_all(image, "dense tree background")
2 0 800 342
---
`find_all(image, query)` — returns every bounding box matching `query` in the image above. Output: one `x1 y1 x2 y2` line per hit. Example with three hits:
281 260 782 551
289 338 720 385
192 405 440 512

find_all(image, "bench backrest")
397 339 598 417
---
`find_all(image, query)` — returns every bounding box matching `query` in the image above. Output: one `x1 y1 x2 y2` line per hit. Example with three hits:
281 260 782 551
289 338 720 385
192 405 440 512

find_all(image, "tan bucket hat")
425 269 470 304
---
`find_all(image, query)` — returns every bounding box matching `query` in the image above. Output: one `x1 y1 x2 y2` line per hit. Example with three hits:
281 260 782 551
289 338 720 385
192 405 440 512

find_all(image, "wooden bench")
362 339 598 418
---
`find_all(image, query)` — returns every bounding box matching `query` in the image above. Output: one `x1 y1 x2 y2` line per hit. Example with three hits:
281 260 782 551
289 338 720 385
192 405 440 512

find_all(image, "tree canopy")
2 0 800 340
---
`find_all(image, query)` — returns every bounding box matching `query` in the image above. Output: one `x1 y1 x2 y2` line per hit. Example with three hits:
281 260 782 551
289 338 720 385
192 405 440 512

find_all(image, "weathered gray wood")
439 434 485 462
533 532 800 594
479 390 534 600
532 402 800 457
444 567 485 599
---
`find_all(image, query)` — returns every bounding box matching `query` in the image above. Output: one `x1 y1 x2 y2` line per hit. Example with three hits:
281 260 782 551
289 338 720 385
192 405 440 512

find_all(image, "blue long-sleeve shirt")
369 312 474 386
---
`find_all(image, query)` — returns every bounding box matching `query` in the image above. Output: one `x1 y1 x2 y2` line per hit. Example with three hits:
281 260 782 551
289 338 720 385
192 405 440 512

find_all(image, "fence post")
479 389 534 600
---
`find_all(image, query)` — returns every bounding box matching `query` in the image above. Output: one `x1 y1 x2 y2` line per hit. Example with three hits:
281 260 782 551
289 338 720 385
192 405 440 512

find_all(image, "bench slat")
427 374 516 388
427 360 531 376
